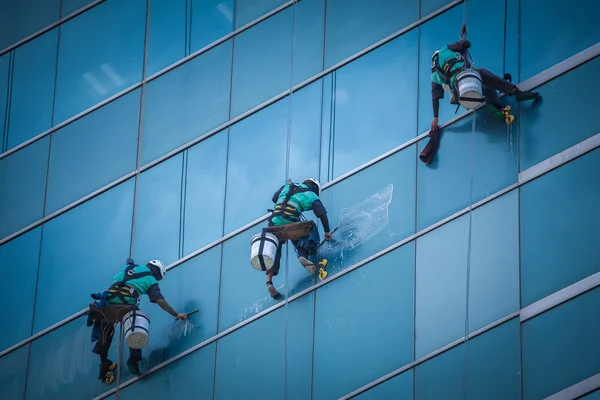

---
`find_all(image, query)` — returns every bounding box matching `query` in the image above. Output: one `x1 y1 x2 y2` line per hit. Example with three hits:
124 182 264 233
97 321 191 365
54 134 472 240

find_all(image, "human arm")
431 81 444 129
147 284 187 320
272 185 284 203
312 200 332 239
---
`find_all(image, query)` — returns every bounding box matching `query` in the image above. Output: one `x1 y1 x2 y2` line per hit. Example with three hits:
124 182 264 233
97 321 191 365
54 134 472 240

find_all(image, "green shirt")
271 183 320 226
108 265 162 305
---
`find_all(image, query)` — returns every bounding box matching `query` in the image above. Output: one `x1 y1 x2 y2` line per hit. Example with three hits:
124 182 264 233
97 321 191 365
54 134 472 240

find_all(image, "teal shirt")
271 183 320 226
109 265 160 305
431 45 478 89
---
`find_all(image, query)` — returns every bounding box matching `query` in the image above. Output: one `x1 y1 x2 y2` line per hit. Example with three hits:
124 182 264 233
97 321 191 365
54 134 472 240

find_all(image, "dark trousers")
269 240 309 277
478 68 516 109
92 321 142 363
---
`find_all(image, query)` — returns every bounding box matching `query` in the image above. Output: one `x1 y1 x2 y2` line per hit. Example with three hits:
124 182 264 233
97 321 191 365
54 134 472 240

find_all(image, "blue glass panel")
313 244 415 399
415 344 464 399
325 30 418 179
26 316 119 399
234 0 286 28
183 132 227 256
0 228 40 351
0 345 29 400
141 41 232 165
61 0 95 17
120 344 216 399
420 0 453 17
190 0 234 53
53 0 146 125
520 0 600 81
147 0 186 77
0 54 9 150
214 307 285 399
522 287 600 399
415 214 467 358
7 30 57 150
469 191 519 332
286 294 314 400
230 9 292 117
33 180 134 333
0 0 60 50
292 0 325 85
45 89 140 215
0 137 49 240
582 390 600 400
520 57 600 171
134 155 183 266
224 100 286 234
467 318 521 400
521 148 600 306
324 0 418 69
355 370 413 400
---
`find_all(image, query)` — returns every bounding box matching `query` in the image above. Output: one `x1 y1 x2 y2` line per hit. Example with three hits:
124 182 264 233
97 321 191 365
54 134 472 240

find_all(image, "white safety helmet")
148 259 166 279
303 178 321 196
431 50 440 71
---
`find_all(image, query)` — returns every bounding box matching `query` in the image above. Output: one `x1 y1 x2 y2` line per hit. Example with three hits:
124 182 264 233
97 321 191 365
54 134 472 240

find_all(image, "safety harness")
106 264 153 305
432 51 468 87
267 182 312 224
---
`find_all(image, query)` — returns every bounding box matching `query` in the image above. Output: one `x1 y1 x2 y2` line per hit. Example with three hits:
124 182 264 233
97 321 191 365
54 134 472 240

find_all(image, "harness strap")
268 183 311 223
257 228 268 271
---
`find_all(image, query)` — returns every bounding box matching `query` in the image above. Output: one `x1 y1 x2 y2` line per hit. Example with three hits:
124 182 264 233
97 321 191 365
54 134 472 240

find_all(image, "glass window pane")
582 390 600 400
190 0 234 54
61 0 95 17
33 180 134 333
292 0 325 85
141 41 232 165
224 100 287 234
286 294 314 400
520 57 600 171
0 345 29 400
420 0 454 17
520 148 600 306
520 0 600 81
120 343 216 399
323 31 418 180
467 318 521 400
0 0 60 50
522 287 600 399
355 370 413 400
0 137 49 240
134 155 183 266
415 343 465 399
183 132 227 256
0 53 9 150
313 244 415 399
147 0 186 77
324 0 418 69
416 214 467 358
234 0 286 28
0 228 40 352
53 0 146 125
469 191 519 332
214 306 285 399
45 89 140 215
7 30 58 150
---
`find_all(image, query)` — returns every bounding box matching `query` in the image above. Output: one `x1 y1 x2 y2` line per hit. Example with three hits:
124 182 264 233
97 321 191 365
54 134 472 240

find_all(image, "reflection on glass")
0 0 60 50
292 0 325 85
0 345 29 400
147 0 186 76
234 0 286 29
190 0 234 53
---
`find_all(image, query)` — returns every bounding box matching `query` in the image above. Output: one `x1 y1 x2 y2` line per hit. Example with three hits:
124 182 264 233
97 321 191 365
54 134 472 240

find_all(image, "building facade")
1 0 599 399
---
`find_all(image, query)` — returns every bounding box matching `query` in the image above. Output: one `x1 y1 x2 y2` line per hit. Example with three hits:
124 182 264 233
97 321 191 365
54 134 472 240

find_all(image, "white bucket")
250 231 279 271
123 310 151 349
456 69 483 109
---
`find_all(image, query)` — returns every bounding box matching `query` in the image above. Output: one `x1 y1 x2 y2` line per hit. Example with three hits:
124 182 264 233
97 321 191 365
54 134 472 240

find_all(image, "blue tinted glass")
141 41 232 165
355 370 413 400
147 0 186 76
292 0 325 85
7 30 57 150
286 294 314 400
33 180 134 333
224 100 287 234
0 137 49 240
415 344 464 399
420 0 454 17
119 248 221 380
467 318 521 400
53 0 146 124
183 132 227 256
134 155 183 266
0 345 29 400
582 390 600 400
313 244 415 399
520 0 600 80
0 0 60 50
190 0 234 53
324 0 418 68
0 228 40 351
520 57 600 171
26 316 119 399
0 54 9 150
325 30 418 179
416 108 518 230
234 0 286 28
230 9 292 117
415 214 467 357
469 191 519 332
521 148 600 306
45 89 140 215
120 343 216 399
61 0 95 17
214 307 285 399
522 287 600 399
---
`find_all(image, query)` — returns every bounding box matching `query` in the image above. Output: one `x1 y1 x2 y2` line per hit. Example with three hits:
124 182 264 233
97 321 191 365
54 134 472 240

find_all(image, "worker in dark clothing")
266 178 332 298
430 38 539 130
90 260 187 382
